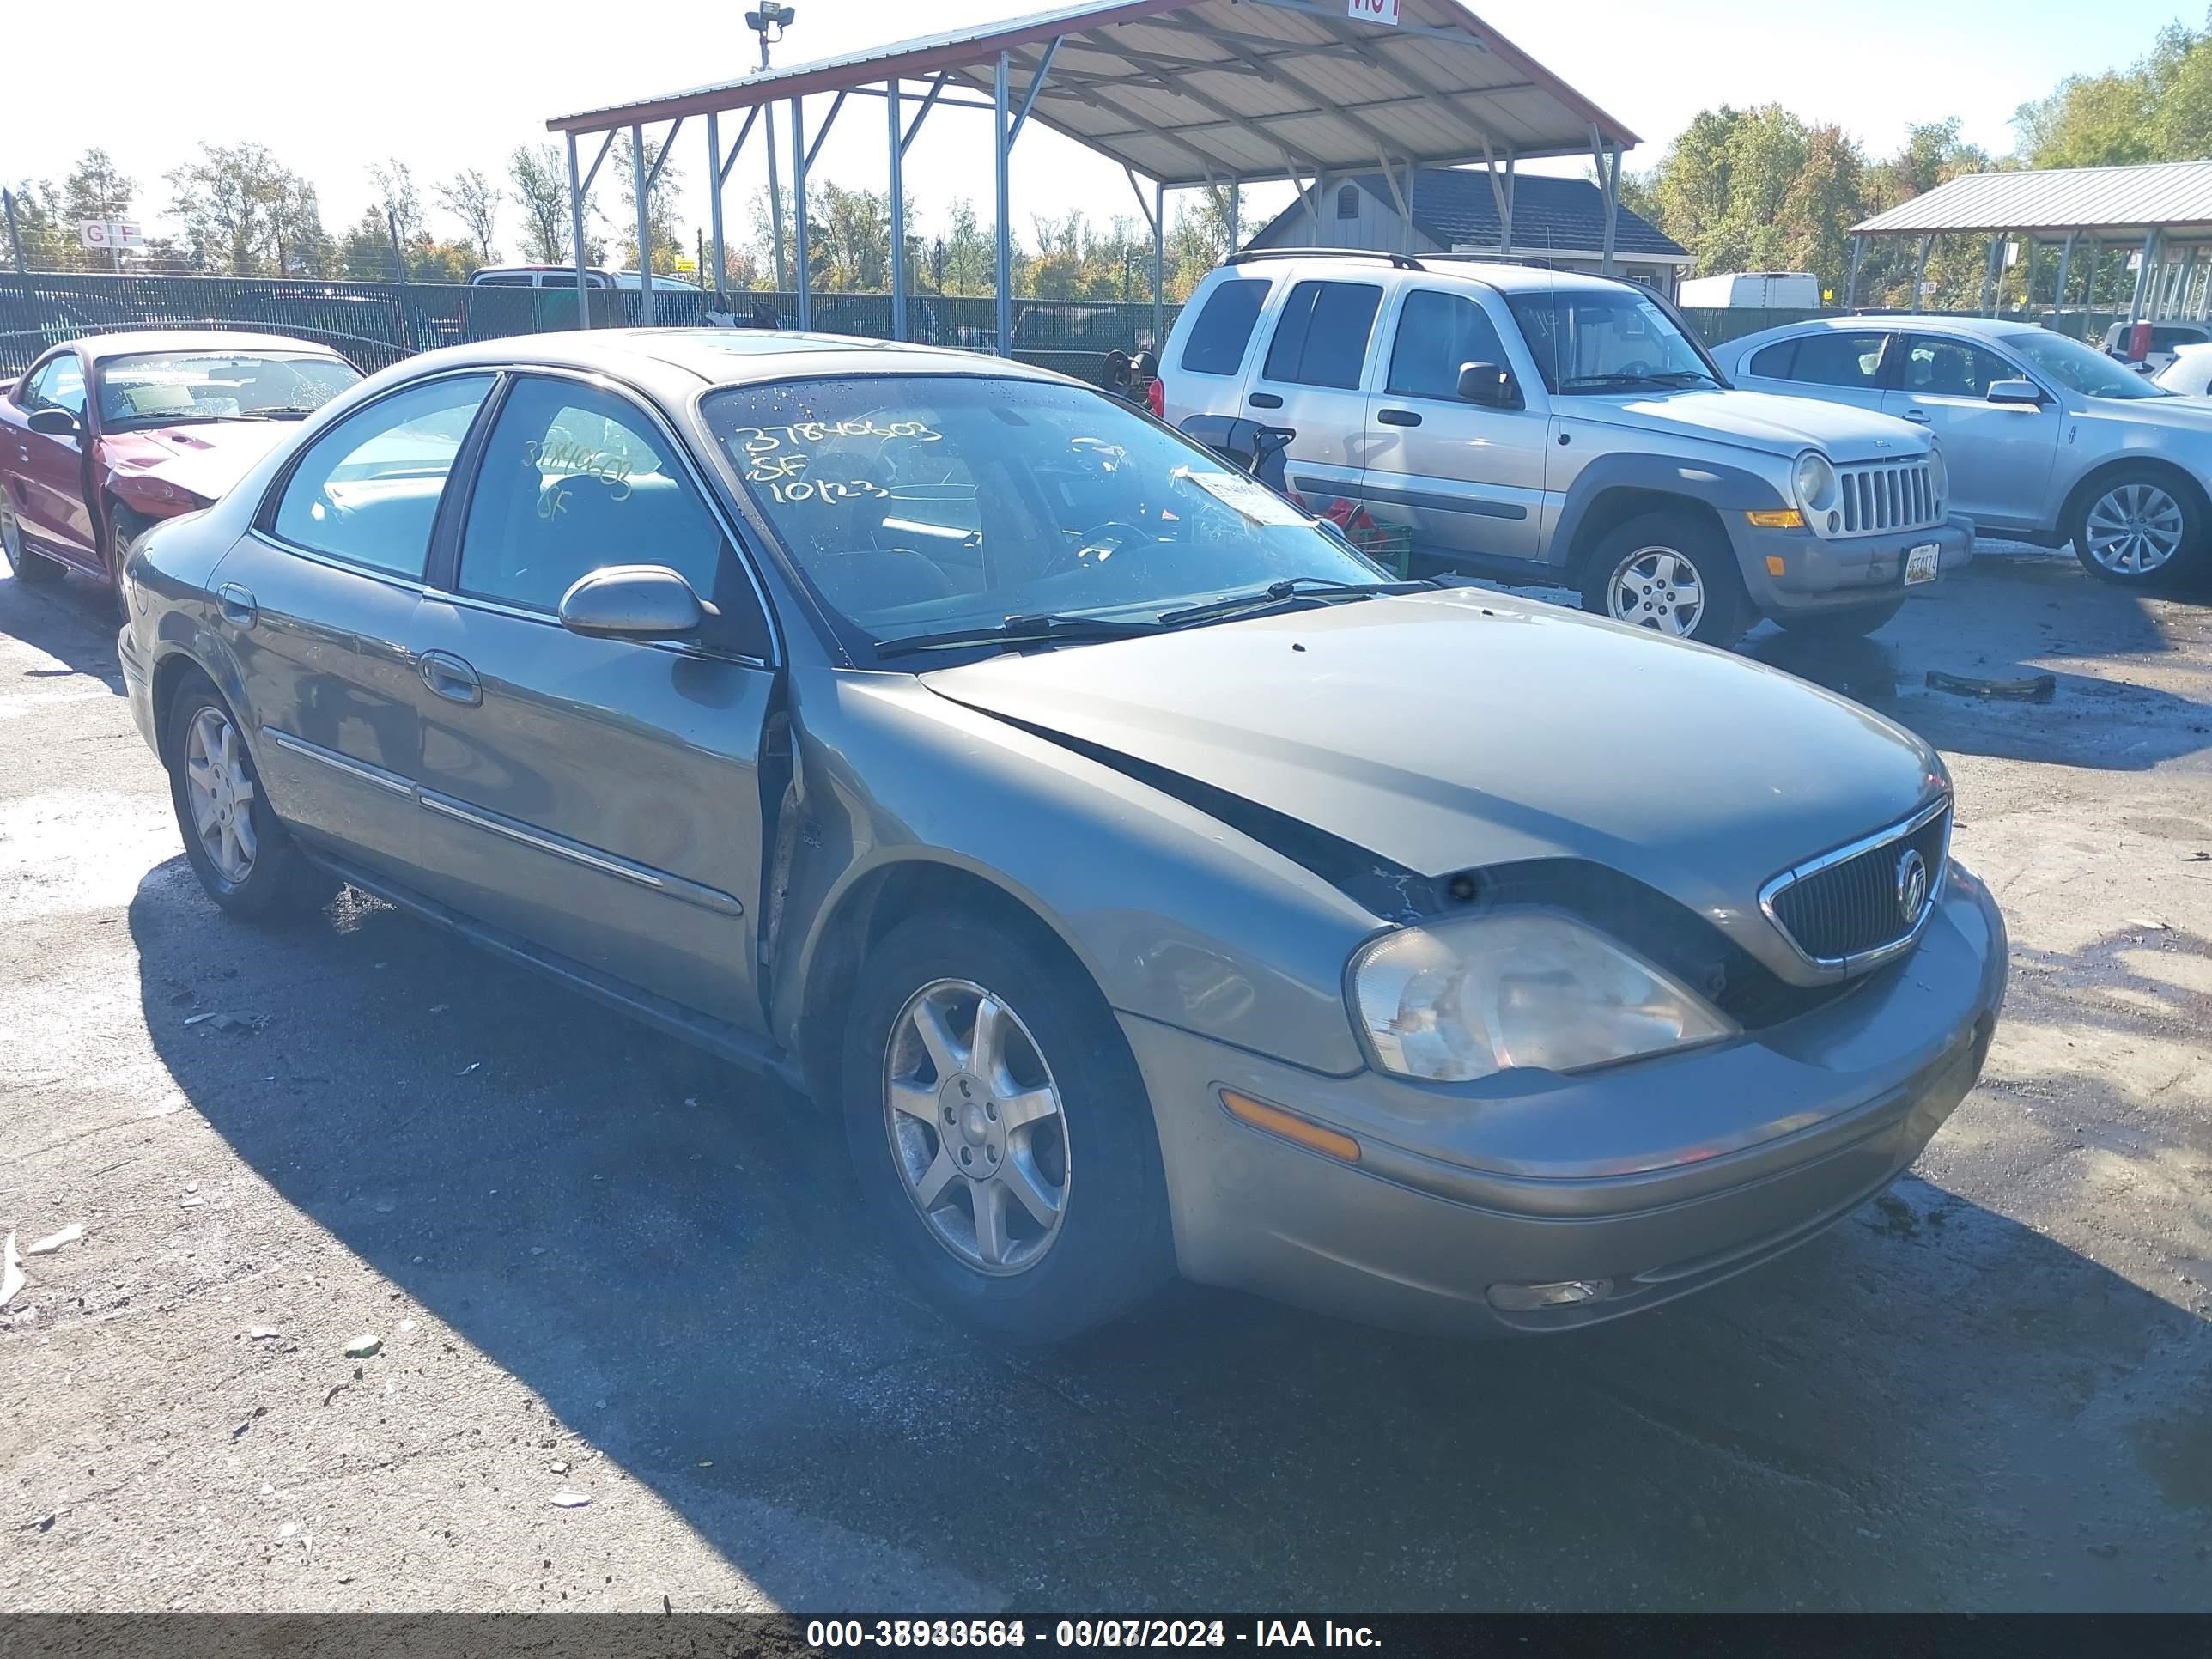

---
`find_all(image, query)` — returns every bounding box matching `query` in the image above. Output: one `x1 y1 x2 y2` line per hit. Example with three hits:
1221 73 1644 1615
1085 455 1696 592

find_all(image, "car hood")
99 422 297 504
2079 393 2212 437
1576 386 1931 463
920 588 1945 975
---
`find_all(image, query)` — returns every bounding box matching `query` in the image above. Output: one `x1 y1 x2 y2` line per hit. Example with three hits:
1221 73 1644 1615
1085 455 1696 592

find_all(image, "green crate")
1354 522 1414 579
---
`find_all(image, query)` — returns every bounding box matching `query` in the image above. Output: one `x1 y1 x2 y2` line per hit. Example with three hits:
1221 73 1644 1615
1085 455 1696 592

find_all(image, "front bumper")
118 623 159 756
1123 866 2008 1335
1735 514 1975 616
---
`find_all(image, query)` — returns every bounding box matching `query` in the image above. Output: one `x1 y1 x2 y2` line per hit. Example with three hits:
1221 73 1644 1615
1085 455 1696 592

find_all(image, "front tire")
164 677 338 920
1580 511 1753 647
2071 467 2206 586
0 499 63 586
1773 596 1905 638
106 503 155 621
842 908 1174 1344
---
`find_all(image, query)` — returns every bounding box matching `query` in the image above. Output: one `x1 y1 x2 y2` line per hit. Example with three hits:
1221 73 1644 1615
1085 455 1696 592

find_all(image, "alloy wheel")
2084 483 2185 575
883 977 1070 1275
0 503 21 574
1606 546 1705 638
184 706 258 884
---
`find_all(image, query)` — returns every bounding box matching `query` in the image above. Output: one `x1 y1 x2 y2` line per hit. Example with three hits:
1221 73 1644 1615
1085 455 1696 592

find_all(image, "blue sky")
6 0 2203 250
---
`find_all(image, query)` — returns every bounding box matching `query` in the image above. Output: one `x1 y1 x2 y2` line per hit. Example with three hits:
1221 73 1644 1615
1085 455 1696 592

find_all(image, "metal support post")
1601 142 1620 275
1911 234 1935 306
2128 228 2159 324
791 100 811 330
1226 177 1239 253
1153 179 1166 349
629 125 654 325
567 133 590 327
2051 230 2076 321
994 52 1012 356
706 112 727 305
1844 235 1865 307
1981 236 2002 318
888 81 907 341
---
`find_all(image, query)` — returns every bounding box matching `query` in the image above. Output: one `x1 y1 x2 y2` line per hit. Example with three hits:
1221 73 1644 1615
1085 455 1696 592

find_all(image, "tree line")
4 139 1237 302
1625 9 2212 312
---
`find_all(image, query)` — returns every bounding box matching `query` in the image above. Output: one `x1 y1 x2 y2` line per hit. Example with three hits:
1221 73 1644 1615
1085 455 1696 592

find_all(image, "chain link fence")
0 270 1179 386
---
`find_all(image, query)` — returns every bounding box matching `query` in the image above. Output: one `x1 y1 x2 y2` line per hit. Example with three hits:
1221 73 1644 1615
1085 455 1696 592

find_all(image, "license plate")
1905 544 1941 586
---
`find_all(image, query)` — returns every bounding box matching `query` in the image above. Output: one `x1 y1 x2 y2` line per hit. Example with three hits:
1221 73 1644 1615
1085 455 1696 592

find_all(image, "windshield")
2002 330 2172 400
97 352 362 429
704 375 1389 656
1506 288 1720 393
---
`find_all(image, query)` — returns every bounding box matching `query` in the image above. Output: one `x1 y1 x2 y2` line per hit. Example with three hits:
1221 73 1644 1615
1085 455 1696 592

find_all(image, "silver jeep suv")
1161 252 1973 647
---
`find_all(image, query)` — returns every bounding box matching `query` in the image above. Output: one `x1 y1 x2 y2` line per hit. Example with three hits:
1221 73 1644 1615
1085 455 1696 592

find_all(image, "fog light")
1486 1277 1614 1311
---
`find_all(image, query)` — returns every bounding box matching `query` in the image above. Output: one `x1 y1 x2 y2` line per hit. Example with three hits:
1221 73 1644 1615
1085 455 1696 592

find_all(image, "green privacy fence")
0 271 1180 386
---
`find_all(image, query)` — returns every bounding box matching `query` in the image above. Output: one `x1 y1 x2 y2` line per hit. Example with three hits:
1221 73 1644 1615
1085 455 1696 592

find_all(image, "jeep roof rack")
1223 247 1426 271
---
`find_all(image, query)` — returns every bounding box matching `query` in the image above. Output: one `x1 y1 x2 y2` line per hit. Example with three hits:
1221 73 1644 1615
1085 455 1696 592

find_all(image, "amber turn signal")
1219 1089 1361 1164
1745 509 1804 531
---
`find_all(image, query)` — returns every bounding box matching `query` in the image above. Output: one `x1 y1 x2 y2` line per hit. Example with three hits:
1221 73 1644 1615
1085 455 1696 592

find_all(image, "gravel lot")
3 545 2210 1613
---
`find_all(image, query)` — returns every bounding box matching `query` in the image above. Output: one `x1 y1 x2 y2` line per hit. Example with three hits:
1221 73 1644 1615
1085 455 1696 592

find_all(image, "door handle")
1377 408 1423 427
417 650 482 707
1902 410 1932 423
217 583 258 628
1248 392 1284 410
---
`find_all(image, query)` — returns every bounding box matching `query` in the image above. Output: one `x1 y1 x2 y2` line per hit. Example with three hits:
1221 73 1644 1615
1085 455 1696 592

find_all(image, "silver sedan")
118 330 2007 1342
1715 315 2212 586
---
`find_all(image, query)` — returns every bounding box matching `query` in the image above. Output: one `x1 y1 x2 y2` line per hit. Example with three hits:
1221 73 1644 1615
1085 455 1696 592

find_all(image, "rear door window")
269 374 493 577
1786 331 1889 389
1261 280 1383 389
1179 279 1270 376
1745 340 1796 378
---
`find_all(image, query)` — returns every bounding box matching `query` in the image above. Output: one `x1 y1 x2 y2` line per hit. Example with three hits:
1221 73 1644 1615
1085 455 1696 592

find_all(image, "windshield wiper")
1559 371 1718 392
1157 575 1436 628
874 611 1167 659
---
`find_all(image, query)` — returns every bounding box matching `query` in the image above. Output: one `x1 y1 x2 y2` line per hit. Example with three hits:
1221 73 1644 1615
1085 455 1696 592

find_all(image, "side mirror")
556 564 705 641
27 407 79 437
1986 379 2045 407
1456 362 1520 408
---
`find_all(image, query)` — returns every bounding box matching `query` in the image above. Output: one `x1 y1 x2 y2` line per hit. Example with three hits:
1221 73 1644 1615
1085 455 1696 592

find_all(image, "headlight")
1350 911 1737 1083
1793 451 1838 514
1926 445 1948 507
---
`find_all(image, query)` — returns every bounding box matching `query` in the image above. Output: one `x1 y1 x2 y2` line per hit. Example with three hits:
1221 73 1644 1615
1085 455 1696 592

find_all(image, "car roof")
1732 314 2030 343
358 328 1069 398
60 330 353 367
1216 255 1644 298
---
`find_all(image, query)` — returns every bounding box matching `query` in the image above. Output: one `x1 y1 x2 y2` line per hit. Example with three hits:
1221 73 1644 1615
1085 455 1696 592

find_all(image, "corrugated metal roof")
1853 161 2212 235
546 0 1638 185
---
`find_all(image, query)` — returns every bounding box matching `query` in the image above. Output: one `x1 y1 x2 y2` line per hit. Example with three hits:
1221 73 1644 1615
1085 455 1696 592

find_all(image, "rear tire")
2070 465 2207 586
841 908 1175 1344
0 500 63 586
1773 596 1906 638
164 675 340 921
1580 511 1753 647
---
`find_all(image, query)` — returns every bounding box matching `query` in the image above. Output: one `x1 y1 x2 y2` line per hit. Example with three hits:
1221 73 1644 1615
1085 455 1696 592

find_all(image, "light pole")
745 3 798 294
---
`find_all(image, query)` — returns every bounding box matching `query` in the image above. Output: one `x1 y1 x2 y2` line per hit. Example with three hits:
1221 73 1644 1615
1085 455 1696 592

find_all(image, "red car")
0 331 362 613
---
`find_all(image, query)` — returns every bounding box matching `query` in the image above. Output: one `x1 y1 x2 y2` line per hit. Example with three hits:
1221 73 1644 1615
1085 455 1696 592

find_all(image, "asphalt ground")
3 544 2210 1612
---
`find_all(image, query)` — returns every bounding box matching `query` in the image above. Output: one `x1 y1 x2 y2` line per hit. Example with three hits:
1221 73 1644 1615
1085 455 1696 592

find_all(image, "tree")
436 168 501 264
368 159 426 247
166 142 287 274
60 149 136 270
266 173 334 276
2 179 70 271
614 133 683 273
337 206 401 280
509 143 571 264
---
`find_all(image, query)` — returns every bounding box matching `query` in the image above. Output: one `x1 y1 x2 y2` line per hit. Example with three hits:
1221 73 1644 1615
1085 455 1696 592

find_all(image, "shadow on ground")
129 855 2212 1612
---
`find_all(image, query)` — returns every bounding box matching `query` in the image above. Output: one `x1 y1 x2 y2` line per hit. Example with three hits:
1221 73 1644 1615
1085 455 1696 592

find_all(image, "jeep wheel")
2072 468 2206 586
1581 512 1752 647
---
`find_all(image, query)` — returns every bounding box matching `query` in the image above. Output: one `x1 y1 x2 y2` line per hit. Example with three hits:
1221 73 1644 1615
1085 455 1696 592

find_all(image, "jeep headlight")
1793 450 1838 514
1927 445 1948 508
1350 911 1736 1083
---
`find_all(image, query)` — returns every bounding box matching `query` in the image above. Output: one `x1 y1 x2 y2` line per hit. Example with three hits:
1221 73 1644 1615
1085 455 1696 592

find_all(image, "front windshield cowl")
702 373 1399 665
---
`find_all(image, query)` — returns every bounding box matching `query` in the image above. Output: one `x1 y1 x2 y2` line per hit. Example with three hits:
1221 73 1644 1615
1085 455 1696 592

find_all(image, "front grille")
1836 459 1941 537
1763 803 1951 969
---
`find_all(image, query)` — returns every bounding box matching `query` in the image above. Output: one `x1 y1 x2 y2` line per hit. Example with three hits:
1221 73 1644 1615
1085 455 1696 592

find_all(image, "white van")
1677 271 1822 309
467 265 699 292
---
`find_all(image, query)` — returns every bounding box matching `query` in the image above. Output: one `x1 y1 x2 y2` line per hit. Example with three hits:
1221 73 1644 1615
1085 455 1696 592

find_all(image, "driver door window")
23 355 86 417
455 375 768 658
1899 337 2012 401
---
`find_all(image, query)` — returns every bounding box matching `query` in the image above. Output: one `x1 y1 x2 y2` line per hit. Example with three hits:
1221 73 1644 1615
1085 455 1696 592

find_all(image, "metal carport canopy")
545 0 1640 179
